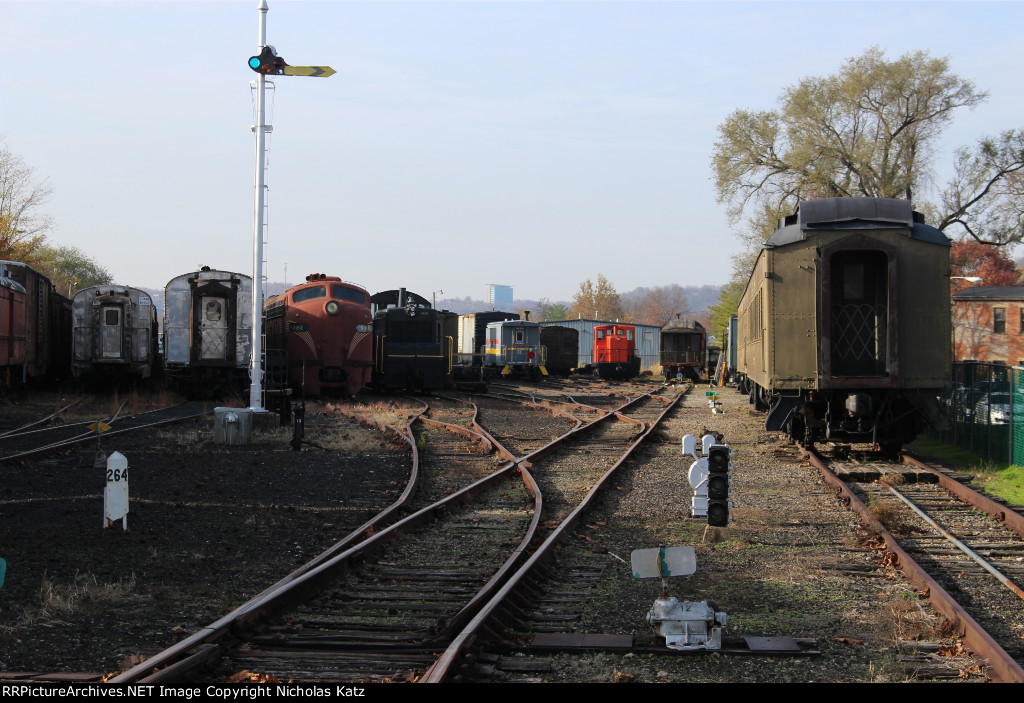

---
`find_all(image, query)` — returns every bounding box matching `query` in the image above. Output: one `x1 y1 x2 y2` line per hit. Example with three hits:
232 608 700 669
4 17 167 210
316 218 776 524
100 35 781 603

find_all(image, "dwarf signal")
706 444 732 527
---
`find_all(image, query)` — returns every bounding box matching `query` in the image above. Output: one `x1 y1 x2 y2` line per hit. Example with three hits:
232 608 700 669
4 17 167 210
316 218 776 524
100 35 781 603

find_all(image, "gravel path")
527 382 986 682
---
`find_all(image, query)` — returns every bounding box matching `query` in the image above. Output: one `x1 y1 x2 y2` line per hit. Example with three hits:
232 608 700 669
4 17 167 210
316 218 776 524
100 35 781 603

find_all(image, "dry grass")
17 571 139 625
319 425 390 453
869 500 911 537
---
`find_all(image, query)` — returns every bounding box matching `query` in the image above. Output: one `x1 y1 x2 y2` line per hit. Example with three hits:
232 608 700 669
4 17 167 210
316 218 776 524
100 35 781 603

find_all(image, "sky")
2 0 1023 303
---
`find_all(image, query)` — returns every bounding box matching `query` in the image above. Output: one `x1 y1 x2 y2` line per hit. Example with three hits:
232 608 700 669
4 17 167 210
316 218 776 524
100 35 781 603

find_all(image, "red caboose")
593 324 641 380
264 274 373 397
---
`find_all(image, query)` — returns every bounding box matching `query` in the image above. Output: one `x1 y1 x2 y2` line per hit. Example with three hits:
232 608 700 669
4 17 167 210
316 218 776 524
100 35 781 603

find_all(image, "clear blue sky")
2 0 1022 301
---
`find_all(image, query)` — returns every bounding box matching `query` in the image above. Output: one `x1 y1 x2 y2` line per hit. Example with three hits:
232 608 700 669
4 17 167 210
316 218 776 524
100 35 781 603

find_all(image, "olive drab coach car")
735 197 951 453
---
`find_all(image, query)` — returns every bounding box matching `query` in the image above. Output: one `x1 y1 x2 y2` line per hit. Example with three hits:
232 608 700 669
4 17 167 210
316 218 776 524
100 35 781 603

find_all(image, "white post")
249 0 269 411
103 452 129 530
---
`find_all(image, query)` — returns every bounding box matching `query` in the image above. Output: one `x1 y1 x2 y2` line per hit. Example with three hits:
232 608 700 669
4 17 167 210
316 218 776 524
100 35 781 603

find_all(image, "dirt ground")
0 392 408 675
0 384 989 681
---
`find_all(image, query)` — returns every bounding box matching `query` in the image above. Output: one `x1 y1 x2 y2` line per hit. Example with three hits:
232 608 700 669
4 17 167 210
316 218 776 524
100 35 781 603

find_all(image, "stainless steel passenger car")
735 197 951 452
163 267 253 395
72 284 158 380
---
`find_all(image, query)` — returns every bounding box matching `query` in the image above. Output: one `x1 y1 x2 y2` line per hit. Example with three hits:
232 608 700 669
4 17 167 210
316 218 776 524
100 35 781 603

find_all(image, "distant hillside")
683 285 722 314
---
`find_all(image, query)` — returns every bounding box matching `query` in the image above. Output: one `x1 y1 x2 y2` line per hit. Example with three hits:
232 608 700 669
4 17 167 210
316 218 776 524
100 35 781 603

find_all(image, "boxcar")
72 285 158 380
264 274 372 397
0 265 27 382
0 260 68 384
163 267 253 396
735 197 951 452
540 325 578 377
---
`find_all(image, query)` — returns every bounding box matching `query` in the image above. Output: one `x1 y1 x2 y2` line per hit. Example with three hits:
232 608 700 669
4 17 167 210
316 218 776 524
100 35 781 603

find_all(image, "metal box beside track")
213 406 253 445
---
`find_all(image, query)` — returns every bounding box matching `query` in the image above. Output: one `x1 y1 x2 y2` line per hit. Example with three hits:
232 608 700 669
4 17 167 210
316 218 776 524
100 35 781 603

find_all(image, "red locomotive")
264 273 373 397
593 324 640 380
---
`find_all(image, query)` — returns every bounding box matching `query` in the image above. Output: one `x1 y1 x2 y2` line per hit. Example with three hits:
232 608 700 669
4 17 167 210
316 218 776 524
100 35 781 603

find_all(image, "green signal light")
249 56 262 70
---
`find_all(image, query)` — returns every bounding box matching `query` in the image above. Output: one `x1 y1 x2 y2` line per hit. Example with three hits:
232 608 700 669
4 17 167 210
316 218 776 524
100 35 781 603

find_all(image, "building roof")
953 286 1024 302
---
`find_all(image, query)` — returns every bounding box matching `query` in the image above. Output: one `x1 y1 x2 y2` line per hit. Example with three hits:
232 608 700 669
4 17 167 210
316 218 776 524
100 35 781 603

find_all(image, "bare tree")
936 129 1024 245
569 274 624 321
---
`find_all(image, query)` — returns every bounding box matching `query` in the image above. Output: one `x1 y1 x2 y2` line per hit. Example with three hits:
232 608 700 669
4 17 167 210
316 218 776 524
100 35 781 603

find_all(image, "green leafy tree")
533 298 570 321
712 48 992 258
569 274 624 321
33 244 112 296
707 264 748 343
0 140 53 261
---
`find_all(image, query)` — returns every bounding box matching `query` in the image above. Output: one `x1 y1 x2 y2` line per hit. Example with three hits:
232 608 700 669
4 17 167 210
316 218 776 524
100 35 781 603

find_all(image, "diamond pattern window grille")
831 303 886 364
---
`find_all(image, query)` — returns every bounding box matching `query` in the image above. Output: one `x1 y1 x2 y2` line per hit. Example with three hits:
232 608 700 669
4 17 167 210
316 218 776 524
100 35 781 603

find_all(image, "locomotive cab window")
829 250 888 376
332 286 367 304
293 286 326 303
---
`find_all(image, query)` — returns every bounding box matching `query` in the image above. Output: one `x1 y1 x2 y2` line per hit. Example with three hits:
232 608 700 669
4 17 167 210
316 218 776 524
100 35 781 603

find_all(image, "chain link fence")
929 362 1024 465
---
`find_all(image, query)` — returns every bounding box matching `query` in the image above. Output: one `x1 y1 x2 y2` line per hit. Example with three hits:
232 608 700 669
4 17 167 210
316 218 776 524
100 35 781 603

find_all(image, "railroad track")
112 387 684 683
805 447 1024 682
0 401 211 464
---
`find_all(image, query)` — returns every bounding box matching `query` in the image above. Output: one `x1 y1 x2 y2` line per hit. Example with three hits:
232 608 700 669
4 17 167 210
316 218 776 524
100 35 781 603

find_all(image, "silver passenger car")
163 268 253 394
72 284 157 379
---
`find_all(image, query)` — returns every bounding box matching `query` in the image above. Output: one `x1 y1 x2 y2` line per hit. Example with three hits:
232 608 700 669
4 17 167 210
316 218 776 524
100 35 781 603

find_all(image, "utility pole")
247 0 335 411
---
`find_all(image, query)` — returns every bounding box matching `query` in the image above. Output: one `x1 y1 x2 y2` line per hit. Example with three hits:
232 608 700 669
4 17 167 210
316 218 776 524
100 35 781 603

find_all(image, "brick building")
953 286 1024 364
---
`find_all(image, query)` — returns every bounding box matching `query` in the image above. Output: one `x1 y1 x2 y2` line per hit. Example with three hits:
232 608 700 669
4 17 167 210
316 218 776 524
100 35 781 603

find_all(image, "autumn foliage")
950 238 1021 295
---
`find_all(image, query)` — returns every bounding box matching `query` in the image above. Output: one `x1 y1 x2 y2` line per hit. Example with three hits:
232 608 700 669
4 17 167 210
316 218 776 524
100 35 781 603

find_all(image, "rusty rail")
902 453 1024 540
113 392 644 683
804 448 1024 683
420 388 685 682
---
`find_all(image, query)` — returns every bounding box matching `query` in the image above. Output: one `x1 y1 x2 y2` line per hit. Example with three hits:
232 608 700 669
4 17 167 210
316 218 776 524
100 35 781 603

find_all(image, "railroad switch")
632 547 728 651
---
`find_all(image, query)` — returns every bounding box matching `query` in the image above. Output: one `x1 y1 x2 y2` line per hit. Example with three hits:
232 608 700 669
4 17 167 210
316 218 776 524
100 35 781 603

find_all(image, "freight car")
540 325 578 377
593 323 640 380
264 273 372 397
0 260 70 385
370 288 454 392
71 284 158 380
163 267 253 397
659 318 707 381
735 197 951 452
0 265 26 383
484 318 547 379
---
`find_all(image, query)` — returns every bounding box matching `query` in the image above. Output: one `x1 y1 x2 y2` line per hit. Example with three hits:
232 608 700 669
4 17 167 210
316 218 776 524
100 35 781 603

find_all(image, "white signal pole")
245 1 334 411
249 0 270 411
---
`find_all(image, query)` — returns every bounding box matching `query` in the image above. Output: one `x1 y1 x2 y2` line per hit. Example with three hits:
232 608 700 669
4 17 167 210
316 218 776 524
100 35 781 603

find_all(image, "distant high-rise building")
487 284 513 306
